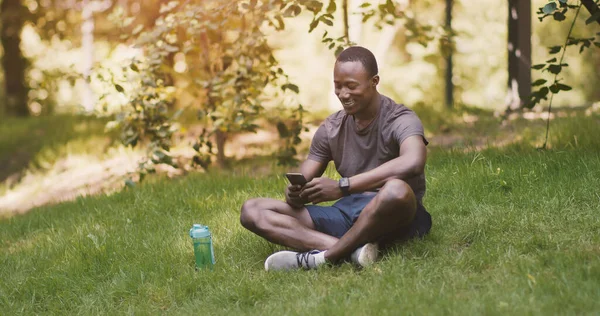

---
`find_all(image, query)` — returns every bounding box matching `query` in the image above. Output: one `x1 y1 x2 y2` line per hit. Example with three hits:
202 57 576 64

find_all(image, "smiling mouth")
342 100 355 107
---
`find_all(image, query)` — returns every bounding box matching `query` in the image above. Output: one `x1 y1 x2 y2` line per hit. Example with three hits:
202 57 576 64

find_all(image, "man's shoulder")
321 109 347 128
380 94 416 119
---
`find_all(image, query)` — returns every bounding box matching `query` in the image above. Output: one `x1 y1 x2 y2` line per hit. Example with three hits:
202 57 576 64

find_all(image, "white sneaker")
264 250 325 271
350 243 379 267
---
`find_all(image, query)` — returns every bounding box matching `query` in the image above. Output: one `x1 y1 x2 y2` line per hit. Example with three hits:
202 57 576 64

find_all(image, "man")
240 46 432 271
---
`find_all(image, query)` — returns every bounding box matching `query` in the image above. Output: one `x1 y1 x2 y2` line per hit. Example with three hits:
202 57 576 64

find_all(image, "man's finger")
300 186 318 198
307 192 320 203
304 180 317 189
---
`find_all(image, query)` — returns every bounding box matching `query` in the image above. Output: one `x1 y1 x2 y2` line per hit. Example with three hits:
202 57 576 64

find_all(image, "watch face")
340 177 349 188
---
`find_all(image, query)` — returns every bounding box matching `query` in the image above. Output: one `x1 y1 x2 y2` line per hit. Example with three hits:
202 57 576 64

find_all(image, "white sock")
313 251 327 266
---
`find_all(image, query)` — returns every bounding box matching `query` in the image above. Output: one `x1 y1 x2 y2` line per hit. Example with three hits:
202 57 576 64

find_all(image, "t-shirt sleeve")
394 111 429 146
307 124 332 162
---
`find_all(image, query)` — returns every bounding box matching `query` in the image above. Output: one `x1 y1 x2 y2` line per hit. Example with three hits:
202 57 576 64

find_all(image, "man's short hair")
336 46 379 77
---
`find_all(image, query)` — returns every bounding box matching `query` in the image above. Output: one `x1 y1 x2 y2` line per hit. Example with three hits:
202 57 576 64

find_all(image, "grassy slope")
0 115 109 185
1 114 600 315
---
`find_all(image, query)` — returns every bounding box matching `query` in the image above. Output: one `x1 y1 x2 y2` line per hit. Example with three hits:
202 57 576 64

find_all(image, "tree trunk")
445 0 454 108
506 0 531 110
81 0 95 112
215 130 228 168
329 0 365 111
1 0 29 117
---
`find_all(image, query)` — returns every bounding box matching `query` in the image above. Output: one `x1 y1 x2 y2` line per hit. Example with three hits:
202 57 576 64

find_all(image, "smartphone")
285 173 307 186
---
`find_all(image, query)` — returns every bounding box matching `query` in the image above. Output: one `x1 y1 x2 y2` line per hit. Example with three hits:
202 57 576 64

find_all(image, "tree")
445 0 454 108
529 0 600 148
506 0 532 111
1 0 29 116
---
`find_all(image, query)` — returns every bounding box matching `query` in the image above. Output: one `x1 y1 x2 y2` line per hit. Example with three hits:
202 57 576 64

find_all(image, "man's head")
334 46 380 116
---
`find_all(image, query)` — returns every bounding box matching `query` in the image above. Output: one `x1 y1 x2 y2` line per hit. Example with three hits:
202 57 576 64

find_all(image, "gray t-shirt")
308 94 428 200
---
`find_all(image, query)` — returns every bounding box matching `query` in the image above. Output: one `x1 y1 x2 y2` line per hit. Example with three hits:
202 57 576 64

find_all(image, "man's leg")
324 179 417 263
240 198 338 251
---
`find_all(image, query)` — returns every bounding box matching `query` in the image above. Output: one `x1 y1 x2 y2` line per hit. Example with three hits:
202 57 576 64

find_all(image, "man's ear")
371 75 380 87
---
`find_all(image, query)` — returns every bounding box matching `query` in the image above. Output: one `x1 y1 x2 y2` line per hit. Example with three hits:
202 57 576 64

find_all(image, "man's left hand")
301 177 343 204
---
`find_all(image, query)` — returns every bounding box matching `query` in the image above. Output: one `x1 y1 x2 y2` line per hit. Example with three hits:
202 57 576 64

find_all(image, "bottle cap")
190 224 211 238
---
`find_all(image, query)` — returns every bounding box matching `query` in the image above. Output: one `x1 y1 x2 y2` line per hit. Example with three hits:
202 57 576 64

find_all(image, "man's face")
333 61 379 115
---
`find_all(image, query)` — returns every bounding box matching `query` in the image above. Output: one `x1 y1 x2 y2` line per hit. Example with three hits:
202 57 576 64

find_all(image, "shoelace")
296 251 318 269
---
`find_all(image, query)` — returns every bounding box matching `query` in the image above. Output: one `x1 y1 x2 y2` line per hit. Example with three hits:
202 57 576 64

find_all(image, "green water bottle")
189 224 215 270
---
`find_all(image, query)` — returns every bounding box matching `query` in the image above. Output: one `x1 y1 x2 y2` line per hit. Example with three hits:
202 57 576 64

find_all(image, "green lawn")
1 115 600 314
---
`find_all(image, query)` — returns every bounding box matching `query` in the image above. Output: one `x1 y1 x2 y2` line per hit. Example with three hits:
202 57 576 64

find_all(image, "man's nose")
337 88 350 99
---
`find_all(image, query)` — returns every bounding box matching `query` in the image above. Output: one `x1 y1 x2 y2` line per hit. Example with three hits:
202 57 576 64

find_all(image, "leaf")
585 11 600 24
284 4 302 17
546 57 557 63
547 64 562 74
282 83 299 93
306 0 323 14
542 2 557 14
553 11 566 21
532 79 547 86
360 3 371 8
275 15 285 30
557 83 572 91
385 0 396 14
319 15 333 26
276 121 290 137
115 84 125 93
531 64 545 70
548 46 561 54
308 18 319 33
334 46 344 57
594 42 600 48
326 0 336 14
130 64 139 72
549 83 560 94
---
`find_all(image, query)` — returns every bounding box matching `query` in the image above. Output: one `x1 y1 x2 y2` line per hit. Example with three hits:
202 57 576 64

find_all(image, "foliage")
529 0 600 149
103 0 313 176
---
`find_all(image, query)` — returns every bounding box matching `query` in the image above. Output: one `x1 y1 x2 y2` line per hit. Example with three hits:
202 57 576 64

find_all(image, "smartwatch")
339 177 350 196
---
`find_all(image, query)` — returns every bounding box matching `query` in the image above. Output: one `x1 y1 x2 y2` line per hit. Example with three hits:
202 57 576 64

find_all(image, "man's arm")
348 135 427 193
301 135 426 204
300 159 328 181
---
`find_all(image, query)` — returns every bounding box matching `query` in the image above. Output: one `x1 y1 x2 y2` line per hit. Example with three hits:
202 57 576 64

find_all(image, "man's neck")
353 93 381 126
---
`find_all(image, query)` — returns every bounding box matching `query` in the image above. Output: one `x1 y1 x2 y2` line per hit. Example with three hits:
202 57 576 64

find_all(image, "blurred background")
1 0 599 215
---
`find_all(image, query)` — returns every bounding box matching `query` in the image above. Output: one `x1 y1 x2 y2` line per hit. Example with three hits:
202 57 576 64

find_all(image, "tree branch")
581 0 600 25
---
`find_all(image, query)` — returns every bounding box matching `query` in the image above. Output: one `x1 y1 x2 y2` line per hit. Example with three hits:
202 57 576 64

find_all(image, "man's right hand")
285 184 307 209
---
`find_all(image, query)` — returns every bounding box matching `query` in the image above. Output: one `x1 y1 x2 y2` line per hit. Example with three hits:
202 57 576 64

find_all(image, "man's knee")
240 198 261 230
380 179 415 203
377 179 417 218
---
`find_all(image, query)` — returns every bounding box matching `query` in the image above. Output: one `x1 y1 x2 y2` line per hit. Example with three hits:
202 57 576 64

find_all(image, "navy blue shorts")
306 192 432 241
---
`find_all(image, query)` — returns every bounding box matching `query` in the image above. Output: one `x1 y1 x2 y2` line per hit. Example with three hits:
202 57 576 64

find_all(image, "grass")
1 113 600 314
0 115 110 187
